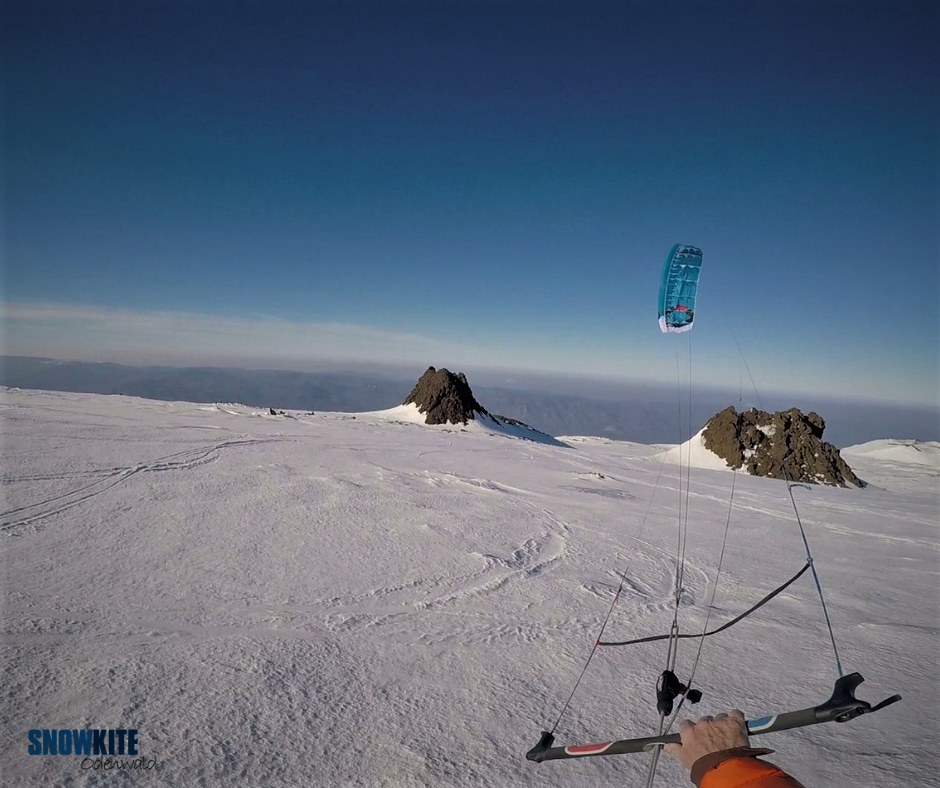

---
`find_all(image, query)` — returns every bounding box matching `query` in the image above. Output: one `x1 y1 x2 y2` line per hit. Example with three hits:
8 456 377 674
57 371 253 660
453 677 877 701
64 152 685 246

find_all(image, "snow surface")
363 403 568 447
1 388 938 787
655 428 733 472
842 439 940 468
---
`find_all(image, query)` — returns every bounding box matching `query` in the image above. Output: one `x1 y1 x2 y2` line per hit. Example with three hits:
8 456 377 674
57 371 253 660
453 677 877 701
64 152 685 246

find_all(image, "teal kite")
657 244 702 333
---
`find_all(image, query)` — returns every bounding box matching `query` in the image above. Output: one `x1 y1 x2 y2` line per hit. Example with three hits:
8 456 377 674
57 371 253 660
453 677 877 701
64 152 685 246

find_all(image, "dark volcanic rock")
402 367 490 425
702 406 864 488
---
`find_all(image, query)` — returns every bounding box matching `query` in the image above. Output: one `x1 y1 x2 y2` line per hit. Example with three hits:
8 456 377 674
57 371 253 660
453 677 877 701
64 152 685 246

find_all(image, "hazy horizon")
3 354 936 448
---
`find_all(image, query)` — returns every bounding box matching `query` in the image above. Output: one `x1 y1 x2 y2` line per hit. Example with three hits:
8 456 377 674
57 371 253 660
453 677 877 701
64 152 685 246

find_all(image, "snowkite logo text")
28 728 139 756
27 729 156 770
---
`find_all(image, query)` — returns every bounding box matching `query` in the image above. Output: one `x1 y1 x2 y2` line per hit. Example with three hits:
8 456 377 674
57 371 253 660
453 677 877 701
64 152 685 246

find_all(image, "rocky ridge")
402 367 490 425
702 406 864 487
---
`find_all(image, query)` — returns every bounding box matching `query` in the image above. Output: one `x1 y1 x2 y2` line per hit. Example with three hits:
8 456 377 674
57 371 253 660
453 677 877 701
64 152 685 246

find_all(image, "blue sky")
3 0 938 405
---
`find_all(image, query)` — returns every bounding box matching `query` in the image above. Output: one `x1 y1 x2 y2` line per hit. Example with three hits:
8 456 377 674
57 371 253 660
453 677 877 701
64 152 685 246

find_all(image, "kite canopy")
657 244 703 333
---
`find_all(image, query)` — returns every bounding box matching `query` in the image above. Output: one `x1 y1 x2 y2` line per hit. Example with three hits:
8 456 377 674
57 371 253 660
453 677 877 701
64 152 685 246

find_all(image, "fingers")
663 742 681 759
699 710 744 725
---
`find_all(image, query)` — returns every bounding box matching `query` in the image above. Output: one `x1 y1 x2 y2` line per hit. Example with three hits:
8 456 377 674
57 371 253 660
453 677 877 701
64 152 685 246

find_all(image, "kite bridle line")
642 463 739 788
540 335 696 751
527 315 901 777
643 332 845 786
642 332 698 788
729 329 845 678
545 443 673 736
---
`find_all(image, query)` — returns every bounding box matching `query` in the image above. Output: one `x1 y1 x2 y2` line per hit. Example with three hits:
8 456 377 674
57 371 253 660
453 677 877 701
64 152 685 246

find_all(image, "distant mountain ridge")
2 356 936 448
0 356 404 413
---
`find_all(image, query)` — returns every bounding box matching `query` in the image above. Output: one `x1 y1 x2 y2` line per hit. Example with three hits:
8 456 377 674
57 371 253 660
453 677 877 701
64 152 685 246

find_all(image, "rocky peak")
702 406 863 487
402 366 489 425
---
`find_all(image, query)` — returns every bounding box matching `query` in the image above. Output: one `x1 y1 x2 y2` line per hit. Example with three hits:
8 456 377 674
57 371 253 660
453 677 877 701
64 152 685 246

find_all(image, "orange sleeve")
699 756 807 788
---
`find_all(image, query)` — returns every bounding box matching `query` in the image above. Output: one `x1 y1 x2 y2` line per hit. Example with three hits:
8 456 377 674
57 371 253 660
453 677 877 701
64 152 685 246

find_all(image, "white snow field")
1 388 937 787
842 439 940 468
653 428 734 472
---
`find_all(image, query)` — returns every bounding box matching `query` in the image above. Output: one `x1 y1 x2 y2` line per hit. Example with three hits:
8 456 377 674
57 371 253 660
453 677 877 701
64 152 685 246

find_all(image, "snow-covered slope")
654 427 732 471
365 402 568 446
842 439 940 467
1 388 935 788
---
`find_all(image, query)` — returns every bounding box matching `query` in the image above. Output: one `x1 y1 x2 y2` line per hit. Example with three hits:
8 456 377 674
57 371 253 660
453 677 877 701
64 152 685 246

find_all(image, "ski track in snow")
1 438 280 534
414 530 569 611
1 388 937 788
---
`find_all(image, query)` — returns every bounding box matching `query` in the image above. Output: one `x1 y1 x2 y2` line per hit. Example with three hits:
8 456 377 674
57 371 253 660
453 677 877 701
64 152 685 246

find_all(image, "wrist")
690 747 775 786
